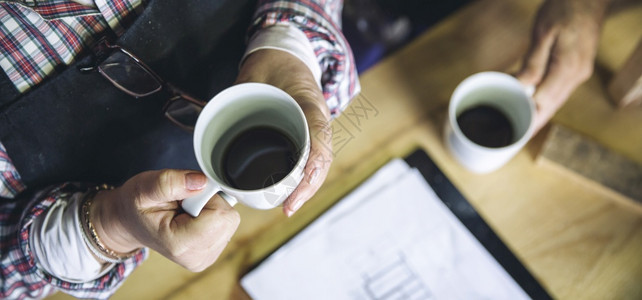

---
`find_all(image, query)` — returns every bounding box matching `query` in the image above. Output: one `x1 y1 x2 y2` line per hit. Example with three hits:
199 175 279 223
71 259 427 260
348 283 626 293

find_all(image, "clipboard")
404 149 551 299
241 148 552 299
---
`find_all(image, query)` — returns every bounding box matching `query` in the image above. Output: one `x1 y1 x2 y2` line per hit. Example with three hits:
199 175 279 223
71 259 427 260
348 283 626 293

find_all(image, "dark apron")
0 0 257 190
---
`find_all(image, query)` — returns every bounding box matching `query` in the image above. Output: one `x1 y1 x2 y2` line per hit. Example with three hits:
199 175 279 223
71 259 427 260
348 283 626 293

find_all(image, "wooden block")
537 124 642 214
608 38 642 108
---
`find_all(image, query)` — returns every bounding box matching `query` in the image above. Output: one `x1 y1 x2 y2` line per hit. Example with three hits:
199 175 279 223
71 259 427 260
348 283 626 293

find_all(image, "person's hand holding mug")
516 0 612 132
89 169 240 272
235 49 333 217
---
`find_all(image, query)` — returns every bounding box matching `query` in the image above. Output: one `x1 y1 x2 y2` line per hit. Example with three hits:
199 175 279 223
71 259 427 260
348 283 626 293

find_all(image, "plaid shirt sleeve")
248 0 361 117
0 184 148 300
0 142 25 199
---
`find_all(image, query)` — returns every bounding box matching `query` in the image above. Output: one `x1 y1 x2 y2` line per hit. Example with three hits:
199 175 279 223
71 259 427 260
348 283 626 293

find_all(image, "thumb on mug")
131 169 208 203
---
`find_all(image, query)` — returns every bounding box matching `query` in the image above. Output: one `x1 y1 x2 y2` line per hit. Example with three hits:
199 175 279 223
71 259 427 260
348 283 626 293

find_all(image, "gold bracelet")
80 184 137 263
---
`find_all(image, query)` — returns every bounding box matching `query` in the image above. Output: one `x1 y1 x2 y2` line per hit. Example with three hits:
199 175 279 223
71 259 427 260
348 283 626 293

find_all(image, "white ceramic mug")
444 71 536 173
181 83 310 217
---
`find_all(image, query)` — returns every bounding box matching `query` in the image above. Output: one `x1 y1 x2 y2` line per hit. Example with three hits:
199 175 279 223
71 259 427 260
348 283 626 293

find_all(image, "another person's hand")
90 169 240 272
236 49 333 217
516 0 612 132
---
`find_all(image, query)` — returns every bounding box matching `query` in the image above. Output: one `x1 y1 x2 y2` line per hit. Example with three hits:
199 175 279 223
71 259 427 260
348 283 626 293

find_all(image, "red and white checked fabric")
0 0 145 93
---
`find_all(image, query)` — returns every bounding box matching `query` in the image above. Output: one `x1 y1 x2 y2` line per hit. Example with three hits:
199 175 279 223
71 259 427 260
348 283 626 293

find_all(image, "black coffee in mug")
219 126 297 190
456 104 514 148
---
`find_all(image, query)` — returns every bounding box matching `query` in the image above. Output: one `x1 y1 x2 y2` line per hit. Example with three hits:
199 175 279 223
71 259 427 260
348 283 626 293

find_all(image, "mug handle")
181 179 238 217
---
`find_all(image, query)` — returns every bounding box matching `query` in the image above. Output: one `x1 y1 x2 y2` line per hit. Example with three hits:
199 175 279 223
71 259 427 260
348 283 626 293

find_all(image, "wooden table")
48 1 642 299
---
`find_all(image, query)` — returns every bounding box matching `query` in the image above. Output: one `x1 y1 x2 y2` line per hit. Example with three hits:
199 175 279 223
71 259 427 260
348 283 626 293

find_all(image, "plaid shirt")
0 0 359 299
249 0 360 116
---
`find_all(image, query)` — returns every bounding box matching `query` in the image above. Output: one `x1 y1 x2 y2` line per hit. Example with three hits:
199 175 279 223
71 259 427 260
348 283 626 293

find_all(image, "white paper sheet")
241 159 530 300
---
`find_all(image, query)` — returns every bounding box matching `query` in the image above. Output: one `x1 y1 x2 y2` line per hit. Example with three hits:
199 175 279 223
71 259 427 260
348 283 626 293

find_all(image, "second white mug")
444 71 536 173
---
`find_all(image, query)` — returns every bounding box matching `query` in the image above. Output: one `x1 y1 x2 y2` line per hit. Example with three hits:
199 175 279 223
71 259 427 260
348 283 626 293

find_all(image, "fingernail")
185 172 206 190
307 168 321 185
290 199 305 216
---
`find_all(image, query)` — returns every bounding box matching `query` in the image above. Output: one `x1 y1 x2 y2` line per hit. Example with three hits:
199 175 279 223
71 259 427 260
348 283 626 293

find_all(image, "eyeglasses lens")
165 98 203 129
99 51 162 97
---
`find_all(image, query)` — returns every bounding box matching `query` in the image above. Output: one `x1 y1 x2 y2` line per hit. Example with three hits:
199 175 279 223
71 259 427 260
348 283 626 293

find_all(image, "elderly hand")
516 0 612 132
90 169 240 272
236 49 333 217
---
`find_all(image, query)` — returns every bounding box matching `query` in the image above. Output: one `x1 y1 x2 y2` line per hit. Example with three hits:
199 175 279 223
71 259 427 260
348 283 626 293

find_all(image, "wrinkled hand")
236 49 333 217
516 0 612 132
91 170 240 272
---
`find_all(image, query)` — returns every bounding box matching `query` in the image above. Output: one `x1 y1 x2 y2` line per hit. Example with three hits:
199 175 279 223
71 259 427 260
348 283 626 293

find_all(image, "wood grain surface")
538 124 642 214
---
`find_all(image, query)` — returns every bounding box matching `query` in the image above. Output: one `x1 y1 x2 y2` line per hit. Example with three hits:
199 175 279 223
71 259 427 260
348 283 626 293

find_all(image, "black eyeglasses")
79 38 205 130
